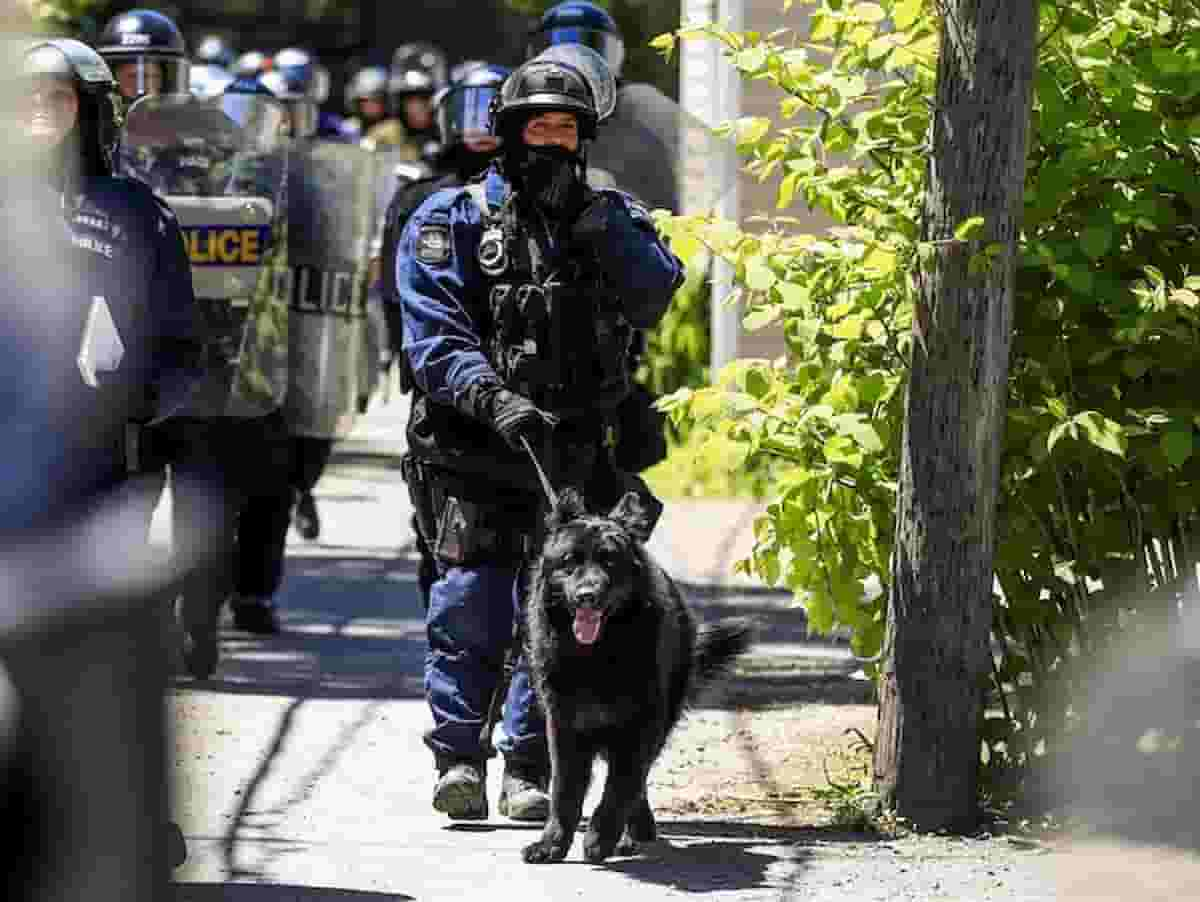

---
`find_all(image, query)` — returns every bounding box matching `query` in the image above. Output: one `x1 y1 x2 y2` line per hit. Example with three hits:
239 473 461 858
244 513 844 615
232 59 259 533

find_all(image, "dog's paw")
582 828 618 863
522 837 570 864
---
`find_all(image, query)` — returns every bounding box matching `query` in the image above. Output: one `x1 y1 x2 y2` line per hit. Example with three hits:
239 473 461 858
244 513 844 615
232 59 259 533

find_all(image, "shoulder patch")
415 223 452 265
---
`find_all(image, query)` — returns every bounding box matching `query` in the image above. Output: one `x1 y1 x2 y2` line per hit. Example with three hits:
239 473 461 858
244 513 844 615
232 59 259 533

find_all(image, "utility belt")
400 455 541 567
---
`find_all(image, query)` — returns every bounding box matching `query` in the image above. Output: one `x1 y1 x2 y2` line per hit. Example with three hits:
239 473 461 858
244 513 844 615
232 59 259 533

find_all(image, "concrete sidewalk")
167 399 1066 901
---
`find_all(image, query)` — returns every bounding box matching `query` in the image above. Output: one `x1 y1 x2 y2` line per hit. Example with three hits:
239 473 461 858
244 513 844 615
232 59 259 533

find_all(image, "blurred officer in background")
194 34 236 71
233 49 269 80
95 8 190 105
395 47 682 822
265 46 358 144
189 35 235 101
0 37 203 898
346 63 409 152
388 42 446 161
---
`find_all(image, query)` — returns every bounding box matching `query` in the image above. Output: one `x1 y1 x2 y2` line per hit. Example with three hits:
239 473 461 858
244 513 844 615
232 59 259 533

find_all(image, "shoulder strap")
465 181 496 223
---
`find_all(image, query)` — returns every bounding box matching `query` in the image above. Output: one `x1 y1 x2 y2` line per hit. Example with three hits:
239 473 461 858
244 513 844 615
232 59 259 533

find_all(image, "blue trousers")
423 562 546 767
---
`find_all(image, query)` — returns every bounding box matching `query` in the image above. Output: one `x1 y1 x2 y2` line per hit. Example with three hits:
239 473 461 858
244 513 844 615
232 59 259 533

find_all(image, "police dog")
521 488 751 864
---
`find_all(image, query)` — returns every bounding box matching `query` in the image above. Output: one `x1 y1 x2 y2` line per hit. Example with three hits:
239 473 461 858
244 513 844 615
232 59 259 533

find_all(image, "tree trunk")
873 0 1038 831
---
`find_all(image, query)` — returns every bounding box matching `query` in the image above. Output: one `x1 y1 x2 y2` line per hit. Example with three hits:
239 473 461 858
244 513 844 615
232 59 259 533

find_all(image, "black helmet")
490 47 615 142
527 1 624 78
22 39 122 176
435 63 510 148
194 34 236 70
96 9 189 100
389 42 447 98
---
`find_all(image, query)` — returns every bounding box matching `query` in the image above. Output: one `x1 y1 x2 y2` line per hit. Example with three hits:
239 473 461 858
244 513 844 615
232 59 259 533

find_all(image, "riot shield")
285 139 376 438
123 93 289 419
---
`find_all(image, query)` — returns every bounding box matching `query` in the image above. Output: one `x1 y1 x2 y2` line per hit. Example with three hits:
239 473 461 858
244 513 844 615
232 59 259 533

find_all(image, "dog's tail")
691 618 754 688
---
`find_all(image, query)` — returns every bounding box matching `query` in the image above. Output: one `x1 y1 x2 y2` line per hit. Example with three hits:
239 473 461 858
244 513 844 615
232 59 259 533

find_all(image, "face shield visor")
528 44 616 123
436 81 502 150
527 27 624 78
111 54 189 102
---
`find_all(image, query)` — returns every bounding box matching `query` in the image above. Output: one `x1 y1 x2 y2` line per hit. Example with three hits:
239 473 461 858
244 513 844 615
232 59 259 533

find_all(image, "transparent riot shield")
284 139 376 438
123 92 289 418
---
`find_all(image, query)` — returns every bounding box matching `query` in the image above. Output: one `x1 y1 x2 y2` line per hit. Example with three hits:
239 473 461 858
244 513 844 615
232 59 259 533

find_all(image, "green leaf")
1075 412 1127 458
1162 426 1194 468
893 0 923 30
954 216 986 241
1080 225 1113 260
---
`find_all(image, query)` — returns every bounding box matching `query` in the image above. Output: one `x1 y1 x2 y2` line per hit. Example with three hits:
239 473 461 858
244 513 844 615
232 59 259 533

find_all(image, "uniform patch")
416 224 451 265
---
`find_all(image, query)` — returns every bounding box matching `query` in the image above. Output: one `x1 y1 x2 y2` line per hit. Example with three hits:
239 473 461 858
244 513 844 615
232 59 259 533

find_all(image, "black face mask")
511 143 584 217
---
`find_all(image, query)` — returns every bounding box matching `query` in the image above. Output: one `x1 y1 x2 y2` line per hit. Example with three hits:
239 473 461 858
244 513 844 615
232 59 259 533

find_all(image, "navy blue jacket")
395 167 683 488
0 174 202 530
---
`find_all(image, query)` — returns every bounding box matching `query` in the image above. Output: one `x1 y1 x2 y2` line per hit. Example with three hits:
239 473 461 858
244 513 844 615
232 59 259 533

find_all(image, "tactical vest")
466 183 633 419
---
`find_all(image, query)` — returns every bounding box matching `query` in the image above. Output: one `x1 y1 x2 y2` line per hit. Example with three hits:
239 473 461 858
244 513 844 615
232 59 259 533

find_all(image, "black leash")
478 436 558 759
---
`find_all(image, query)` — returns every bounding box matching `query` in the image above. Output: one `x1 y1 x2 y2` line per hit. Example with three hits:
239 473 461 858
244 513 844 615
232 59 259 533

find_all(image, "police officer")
5 38 204 891
345 63 409 153
395 48 683 821
379 63 509 606
528 1 679 214
263 47 357 144
388 42 446 161
95 8 190 104
194 34 236 71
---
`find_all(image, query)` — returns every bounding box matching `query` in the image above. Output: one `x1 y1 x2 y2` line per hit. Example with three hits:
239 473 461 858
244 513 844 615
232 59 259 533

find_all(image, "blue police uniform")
0 173 202 530
395 166 683 769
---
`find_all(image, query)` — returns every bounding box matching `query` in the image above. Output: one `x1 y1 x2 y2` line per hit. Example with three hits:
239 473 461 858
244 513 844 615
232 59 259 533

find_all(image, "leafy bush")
655 0 1200 784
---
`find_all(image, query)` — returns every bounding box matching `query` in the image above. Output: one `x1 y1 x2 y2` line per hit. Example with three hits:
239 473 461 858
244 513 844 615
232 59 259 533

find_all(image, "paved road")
169 399 1067 901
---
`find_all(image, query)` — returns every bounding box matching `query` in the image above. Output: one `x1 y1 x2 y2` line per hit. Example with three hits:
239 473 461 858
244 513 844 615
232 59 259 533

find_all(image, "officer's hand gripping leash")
478 436 559 759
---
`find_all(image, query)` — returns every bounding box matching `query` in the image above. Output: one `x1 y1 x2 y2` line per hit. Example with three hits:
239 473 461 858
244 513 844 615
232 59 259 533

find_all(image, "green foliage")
659 0 1200 786
29 0 107 36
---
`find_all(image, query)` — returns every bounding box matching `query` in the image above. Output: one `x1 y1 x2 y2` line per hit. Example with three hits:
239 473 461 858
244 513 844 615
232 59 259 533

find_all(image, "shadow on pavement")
176 885 414 901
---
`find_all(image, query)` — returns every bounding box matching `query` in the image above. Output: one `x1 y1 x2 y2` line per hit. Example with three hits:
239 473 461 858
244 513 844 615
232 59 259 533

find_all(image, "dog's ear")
609 490 655 543
547 487 588 530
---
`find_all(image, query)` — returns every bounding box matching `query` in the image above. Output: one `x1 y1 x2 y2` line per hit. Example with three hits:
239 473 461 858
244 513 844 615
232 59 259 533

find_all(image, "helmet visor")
529 44 616 122
437 82 501 146
527 28 624 76
111 56 188 101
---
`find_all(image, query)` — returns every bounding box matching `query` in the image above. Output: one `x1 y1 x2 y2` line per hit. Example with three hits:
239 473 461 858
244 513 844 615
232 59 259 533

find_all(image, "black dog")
521 488 751 864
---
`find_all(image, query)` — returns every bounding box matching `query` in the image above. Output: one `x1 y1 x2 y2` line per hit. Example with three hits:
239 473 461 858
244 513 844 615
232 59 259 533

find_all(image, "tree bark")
873 0 1038 831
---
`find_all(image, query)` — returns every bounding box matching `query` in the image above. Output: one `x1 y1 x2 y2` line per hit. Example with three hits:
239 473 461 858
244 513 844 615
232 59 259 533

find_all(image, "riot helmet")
527 1 624 79
96 8 189 101
233 50 269 79
490 45 615 143
437 64 509 150
345 64 390 127
20 39 122 178
259 47 329 139
189 63 234 100
195 34 236 70
389 42 445 136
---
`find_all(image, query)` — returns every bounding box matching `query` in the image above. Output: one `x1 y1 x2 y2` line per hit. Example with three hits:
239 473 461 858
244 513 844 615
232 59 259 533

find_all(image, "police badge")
416 224 451 265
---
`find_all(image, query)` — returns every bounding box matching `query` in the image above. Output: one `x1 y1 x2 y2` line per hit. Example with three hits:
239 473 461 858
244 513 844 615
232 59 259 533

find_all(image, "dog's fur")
521 488 752 864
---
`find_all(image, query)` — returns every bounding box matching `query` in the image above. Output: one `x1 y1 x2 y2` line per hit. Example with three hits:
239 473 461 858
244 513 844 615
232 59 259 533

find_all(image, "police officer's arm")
396 191 499 410
571 190 685 329
144 194 204 422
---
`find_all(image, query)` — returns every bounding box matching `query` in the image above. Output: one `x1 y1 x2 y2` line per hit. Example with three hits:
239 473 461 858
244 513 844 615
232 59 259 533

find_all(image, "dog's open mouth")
572 608 605 645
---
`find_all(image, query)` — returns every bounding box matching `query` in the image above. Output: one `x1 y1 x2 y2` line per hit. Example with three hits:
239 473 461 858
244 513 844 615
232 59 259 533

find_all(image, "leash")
479 435 558 760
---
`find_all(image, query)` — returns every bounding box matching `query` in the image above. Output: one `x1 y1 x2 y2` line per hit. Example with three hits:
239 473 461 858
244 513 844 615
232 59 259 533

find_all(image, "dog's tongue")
573 609 604 645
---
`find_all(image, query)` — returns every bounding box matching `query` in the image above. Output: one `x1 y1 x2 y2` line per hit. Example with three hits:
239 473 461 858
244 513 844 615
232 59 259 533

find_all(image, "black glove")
568 190 623 251
478 387 559 453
